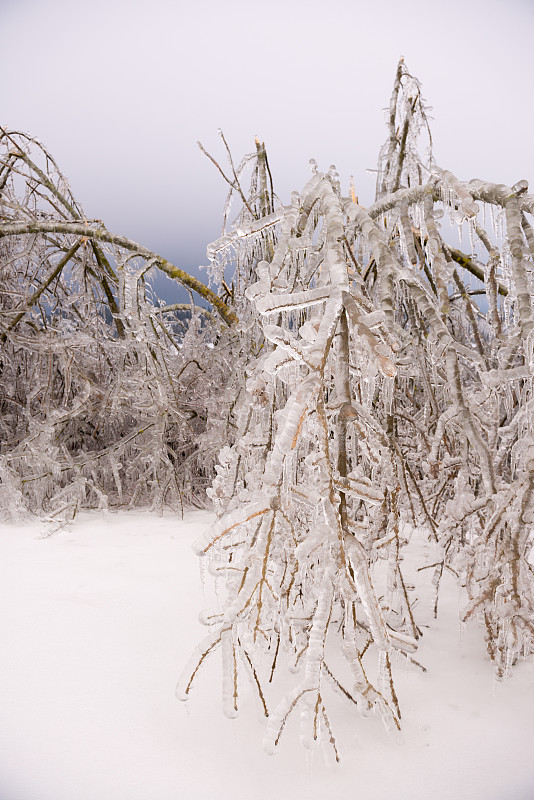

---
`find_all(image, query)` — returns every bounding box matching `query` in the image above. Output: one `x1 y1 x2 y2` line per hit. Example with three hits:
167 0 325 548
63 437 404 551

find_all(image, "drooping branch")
0 220 237 326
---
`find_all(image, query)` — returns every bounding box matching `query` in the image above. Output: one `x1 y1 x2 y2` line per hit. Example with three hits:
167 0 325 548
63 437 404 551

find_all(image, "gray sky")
2 0 533 289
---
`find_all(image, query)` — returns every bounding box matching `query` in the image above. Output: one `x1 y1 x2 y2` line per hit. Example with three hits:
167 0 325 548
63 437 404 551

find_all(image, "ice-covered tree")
0 127 237 526
178 59 534 758
1 59 533 758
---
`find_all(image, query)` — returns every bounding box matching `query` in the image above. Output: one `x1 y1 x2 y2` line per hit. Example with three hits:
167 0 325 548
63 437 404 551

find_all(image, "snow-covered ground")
0 510 533 800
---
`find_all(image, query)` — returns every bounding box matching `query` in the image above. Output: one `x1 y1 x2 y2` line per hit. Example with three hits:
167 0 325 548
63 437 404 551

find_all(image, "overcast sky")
2 0 533 289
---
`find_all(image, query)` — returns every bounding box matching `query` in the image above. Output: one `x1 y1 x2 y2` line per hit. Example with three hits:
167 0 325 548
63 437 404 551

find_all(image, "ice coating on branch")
433 166 479 219
335 474 384 505
176 629 222 701
192 501 271 556
262 375 320 487
221 627 239 718
256 286 332 315
376 59 433 199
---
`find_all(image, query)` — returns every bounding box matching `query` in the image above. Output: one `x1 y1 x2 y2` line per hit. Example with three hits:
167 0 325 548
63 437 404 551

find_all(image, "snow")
0 510 533 800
